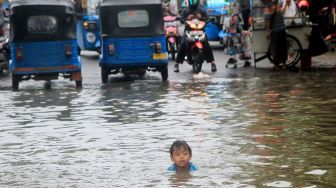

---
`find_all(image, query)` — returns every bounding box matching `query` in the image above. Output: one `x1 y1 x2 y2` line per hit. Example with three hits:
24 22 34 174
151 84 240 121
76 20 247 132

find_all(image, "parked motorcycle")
185 18 207 73
163 15 180 61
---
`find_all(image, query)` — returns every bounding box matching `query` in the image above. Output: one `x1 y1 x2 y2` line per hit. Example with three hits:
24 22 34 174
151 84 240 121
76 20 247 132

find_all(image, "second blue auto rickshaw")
9 0 82 90
75 0 100 55
98 0 169 83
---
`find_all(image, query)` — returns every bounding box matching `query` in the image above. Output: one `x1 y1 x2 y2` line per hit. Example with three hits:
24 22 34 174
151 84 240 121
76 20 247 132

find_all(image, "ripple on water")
1 71 336 187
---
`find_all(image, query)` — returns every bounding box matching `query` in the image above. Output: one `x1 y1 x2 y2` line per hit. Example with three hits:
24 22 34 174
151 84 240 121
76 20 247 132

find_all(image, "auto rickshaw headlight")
155 42 162 53
83 22 89 30
109 44 115 56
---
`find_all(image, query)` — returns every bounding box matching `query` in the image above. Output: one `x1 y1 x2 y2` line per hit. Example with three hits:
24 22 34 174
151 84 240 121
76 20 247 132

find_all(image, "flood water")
0 54 336 187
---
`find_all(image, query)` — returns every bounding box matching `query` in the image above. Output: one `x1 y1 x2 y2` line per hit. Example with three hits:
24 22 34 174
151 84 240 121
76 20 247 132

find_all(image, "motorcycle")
163 15 180 61
185 18 207 73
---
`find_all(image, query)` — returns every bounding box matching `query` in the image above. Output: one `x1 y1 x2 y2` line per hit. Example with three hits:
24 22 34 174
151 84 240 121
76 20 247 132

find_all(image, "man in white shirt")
281 0 298 17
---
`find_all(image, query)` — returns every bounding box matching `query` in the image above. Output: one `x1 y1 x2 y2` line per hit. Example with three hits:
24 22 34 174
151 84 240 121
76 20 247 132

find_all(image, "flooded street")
0 49 336 187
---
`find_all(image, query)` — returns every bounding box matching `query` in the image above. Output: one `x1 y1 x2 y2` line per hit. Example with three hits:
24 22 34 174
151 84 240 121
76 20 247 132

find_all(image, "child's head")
169 140 192 170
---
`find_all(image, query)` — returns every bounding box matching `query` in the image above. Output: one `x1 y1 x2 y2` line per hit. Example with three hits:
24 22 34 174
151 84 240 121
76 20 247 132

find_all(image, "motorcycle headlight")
187 37 195 42
86 32 96 43
199 34 206 41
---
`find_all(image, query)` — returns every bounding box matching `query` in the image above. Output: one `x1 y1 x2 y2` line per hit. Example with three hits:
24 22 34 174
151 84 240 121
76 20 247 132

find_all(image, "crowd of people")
162 0 336 71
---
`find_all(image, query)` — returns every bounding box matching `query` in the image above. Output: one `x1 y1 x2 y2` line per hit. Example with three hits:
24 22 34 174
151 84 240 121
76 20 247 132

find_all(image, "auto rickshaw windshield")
10 1 76 42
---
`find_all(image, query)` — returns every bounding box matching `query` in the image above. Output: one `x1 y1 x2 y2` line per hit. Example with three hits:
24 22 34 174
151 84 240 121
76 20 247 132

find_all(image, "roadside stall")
251 0 312 67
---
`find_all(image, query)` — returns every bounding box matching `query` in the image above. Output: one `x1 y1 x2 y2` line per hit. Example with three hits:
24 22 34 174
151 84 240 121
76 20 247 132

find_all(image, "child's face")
170 147 192 170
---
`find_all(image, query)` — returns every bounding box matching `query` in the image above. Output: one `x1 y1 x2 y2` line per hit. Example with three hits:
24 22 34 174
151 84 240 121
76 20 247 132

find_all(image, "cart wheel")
101 67 109 84
268 34 302 67
12 74 20 91
75 80 82 88
160 65 168 81
234 64 237 69
78 46 81 56
226 64 228 68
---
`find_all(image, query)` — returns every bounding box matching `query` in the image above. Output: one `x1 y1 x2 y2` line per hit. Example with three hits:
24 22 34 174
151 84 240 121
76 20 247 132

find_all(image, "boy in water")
167 140 199 172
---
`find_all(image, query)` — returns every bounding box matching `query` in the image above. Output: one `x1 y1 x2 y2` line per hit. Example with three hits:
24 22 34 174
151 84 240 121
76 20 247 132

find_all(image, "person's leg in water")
271 30 287 70
175 37 187 72
204 39 217 72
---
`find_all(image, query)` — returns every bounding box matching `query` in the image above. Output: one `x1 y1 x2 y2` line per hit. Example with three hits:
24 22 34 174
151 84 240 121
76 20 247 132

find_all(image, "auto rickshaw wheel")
101 67 109 84
12 74 20 91
45 80 52 90
267 34 302 67
160 65 168 81
138 68 146 77
75 80 82 88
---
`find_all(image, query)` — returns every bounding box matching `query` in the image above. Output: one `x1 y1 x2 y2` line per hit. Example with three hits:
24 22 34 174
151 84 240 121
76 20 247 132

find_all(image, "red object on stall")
298 0 310 11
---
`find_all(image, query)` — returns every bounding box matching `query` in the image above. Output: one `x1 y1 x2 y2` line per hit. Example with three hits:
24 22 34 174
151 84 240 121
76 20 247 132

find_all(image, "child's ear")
170 155 173 162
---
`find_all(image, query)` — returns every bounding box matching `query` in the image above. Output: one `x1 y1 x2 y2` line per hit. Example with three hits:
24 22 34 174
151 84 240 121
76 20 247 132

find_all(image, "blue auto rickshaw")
75 0 100 54
9 0 82 90
98 0 169 83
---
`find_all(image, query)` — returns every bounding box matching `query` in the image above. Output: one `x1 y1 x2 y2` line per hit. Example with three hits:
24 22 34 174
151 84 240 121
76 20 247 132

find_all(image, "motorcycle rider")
163 0 178 16
174 0 217 72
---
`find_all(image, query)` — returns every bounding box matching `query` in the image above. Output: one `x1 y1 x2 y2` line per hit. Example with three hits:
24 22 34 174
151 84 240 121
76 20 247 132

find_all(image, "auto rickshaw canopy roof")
99 0 164 37
10 0 74 8
99 0 162 7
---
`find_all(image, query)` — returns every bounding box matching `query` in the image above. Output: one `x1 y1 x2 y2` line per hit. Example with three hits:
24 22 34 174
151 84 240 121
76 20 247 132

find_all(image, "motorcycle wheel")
192 53 203 73
169 42 176 61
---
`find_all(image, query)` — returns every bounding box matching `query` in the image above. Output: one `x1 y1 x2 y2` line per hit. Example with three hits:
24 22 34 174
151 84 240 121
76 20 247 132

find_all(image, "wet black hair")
169 140 192 156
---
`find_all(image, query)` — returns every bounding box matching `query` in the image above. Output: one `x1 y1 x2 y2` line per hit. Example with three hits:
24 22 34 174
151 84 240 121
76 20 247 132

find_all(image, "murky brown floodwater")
0 57 336 187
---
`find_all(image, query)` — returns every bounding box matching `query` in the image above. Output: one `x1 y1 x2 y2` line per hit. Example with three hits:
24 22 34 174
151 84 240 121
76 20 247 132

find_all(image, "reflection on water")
0 70 336 187
168 172 193 187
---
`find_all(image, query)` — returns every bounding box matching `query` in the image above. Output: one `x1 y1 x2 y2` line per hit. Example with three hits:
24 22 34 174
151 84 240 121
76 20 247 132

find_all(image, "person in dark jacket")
174 0 216 72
